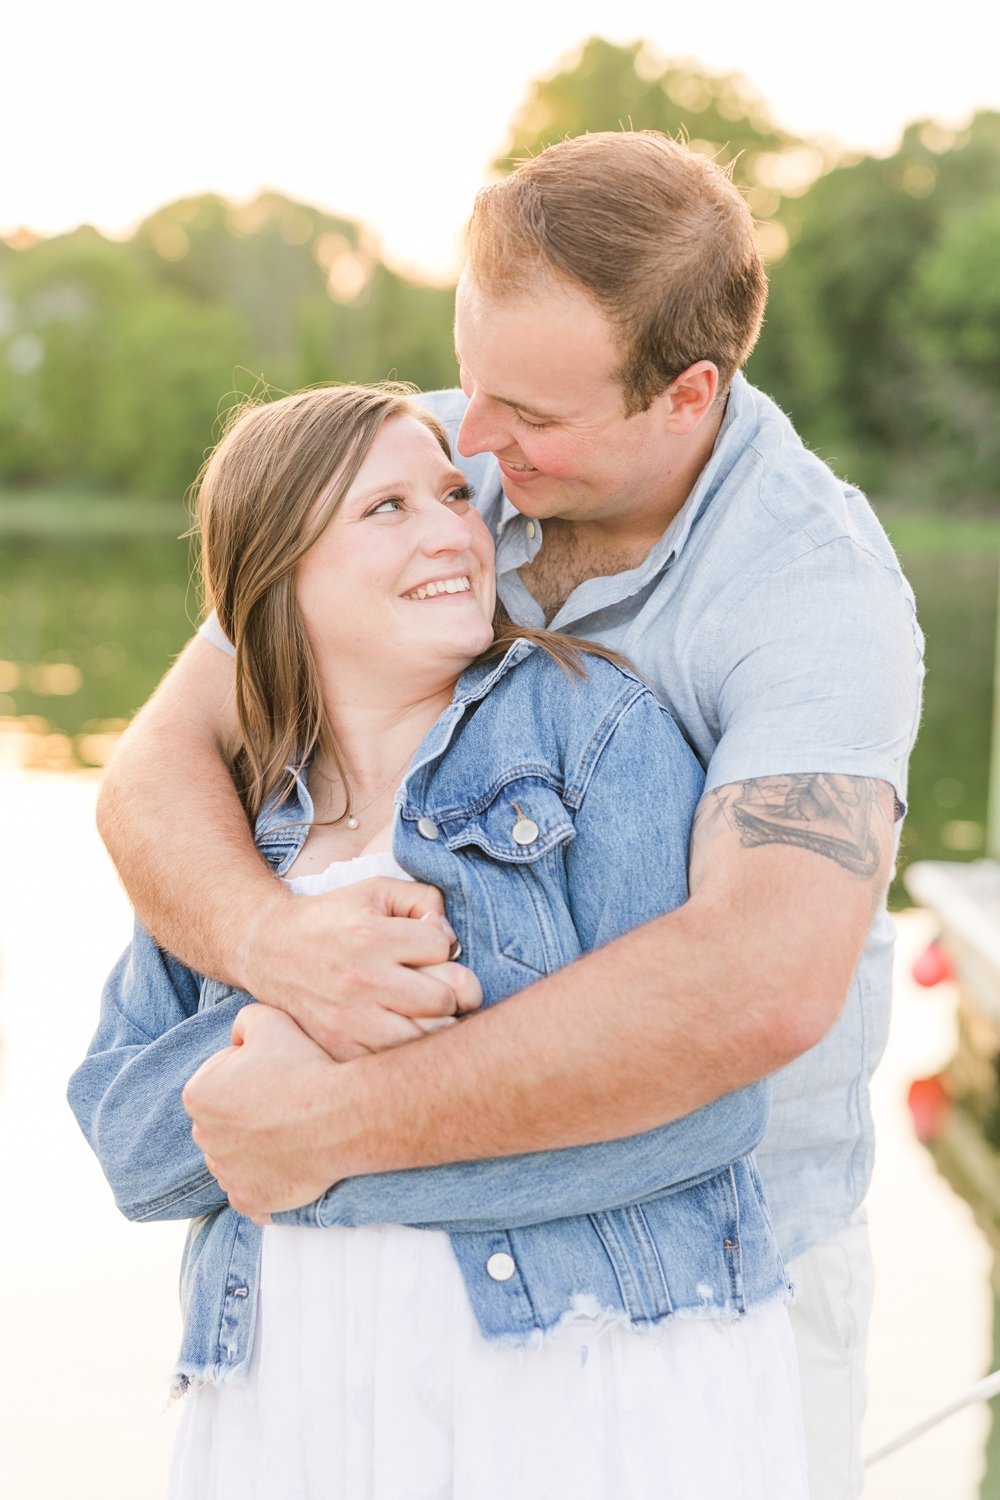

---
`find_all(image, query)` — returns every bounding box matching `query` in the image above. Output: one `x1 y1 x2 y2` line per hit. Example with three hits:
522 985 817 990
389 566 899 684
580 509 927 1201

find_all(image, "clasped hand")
182 874 480 1220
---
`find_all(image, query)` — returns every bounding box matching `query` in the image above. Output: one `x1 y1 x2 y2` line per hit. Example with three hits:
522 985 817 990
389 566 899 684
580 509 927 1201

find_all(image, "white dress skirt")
170 853 808 1500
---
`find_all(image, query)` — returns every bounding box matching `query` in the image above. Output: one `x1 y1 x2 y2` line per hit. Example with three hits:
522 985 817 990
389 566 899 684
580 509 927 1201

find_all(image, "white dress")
170 853 807 1500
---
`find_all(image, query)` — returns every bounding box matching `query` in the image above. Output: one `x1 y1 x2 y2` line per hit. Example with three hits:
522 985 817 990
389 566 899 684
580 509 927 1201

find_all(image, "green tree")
749 111 1000 501
904 189 1000 498
132 191 458 392
493 36 822 221
0 226 245 496
0 193 458 498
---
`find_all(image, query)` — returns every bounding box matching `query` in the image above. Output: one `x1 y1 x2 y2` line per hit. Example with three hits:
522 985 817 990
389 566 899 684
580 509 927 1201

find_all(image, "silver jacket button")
486 1252 516 1282
416 817 439 840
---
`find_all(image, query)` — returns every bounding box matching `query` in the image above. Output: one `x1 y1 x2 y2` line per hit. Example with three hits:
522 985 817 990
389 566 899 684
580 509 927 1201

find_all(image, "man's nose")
457 391 507 458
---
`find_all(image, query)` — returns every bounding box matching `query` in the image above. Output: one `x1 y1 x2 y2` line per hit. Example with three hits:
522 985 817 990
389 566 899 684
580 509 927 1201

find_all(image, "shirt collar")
641 373 757 568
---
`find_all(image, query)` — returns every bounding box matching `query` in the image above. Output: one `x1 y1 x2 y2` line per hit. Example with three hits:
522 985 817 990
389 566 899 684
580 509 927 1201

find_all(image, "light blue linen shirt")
418 376 924 1261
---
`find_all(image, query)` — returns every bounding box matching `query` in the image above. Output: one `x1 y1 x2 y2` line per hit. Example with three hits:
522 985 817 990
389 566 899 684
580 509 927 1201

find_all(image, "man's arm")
183 772 897 1217
98 637 476 1055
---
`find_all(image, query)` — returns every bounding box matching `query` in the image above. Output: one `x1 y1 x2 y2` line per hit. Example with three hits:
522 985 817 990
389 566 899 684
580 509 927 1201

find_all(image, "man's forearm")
315 899 837 1181
99 637 293 984
314 774 892 1180
99 683 284 984
182 774 894 1216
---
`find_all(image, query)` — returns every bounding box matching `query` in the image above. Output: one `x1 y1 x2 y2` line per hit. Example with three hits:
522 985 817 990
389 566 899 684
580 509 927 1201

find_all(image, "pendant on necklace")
346 815 359 830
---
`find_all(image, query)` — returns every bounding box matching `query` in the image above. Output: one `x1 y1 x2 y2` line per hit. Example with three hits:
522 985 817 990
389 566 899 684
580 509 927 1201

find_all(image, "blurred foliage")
1 39 998 510
492 36 828 223
0 194 456 498
749 111 1000 503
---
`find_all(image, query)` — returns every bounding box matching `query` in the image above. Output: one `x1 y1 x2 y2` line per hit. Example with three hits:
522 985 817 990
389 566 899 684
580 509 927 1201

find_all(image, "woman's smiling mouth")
403 575 473 601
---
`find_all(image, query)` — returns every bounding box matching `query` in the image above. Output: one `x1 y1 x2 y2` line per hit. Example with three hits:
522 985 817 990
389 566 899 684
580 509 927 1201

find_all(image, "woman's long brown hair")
194 383 629 825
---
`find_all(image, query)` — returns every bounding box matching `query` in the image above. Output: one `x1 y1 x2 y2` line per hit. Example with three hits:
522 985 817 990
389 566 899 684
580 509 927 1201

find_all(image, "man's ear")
659 361 720 435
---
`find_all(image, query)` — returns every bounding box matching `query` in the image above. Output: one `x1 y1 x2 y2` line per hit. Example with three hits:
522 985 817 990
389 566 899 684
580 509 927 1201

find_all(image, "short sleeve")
705 538 924 810
198 610 235 658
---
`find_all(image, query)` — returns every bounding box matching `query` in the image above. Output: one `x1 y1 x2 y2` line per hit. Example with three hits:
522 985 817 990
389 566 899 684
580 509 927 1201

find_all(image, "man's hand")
97 640 481 1054
242 878 482 1059
184 1005 347 1221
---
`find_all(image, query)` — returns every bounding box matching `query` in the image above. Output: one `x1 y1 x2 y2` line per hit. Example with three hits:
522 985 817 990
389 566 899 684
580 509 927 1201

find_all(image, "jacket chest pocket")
444 780 582 984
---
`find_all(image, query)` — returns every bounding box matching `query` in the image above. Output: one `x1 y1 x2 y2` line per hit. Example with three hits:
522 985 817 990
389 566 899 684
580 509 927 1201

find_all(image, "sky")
5 0 1000 282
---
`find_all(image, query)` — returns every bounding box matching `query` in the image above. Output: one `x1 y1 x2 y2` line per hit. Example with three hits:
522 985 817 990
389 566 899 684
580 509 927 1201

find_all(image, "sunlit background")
2 3 1000 1496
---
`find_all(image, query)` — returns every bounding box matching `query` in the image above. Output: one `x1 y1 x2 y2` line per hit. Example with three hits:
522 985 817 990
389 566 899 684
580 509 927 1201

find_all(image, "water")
0 772 995 1497
1 516 997 888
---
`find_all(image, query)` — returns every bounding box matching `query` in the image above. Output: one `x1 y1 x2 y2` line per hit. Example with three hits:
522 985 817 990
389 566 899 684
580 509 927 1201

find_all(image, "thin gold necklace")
328 748 415 831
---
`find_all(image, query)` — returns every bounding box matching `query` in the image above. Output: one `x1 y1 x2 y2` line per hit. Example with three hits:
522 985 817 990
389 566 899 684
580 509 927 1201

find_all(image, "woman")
69 385 806 1498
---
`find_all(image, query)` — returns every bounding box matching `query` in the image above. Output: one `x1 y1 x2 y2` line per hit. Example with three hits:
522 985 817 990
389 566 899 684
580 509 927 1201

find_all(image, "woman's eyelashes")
363 483 476 519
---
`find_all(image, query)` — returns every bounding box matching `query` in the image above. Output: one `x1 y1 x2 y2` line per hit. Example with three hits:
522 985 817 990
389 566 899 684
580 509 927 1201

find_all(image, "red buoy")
907 1074 951 1143
912 940 954 988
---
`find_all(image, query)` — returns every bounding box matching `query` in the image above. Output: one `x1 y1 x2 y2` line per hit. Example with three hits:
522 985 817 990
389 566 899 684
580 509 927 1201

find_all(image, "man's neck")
519 402 725 622
518 522 655 623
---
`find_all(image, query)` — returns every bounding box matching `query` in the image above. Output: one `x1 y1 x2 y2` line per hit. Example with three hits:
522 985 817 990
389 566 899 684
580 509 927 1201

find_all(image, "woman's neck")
311 682 458 802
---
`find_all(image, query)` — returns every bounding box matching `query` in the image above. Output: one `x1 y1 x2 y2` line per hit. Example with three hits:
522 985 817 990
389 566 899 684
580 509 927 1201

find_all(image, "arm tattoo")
696 774 894 880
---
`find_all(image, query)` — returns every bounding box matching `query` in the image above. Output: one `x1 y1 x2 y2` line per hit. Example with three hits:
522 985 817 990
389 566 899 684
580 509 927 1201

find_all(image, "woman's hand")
239 876 482 1061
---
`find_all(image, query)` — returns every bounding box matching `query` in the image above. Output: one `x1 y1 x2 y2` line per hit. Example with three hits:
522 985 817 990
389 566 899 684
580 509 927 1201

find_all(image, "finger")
231 1002 296 1047
371 967 461 1020
182 1048 237 1117
419 910 462 961
360 913 454 968
414 1015 458 1034
365 877 446 922
228 1190 261 1219
341 1007 431 1055
415 961 483 1014
203 1154 228 1193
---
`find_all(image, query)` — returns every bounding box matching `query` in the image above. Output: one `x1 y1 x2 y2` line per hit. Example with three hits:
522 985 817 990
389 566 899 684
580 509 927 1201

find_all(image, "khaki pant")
787 1211 874 1500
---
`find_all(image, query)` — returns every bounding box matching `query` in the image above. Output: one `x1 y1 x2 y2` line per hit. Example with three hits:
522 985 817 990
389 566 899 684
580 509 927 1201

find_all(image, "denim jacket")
69 640 790 1393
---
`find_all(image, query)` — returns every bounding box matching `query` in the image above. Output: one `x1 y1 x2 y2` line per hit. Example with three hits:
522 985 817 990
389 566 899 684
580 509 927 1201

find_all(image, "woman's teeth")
405 577 471 601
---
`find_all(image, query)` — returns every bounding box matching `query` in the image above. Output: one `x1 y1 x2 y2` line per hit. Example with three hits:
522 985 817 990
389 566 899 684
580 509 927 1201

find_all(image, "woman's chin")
413 614 496 663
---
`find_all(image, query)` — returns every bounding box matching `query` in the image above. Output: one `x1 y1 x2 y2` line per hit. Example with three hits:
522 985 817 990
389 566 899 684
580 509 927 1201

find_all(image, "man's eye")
514 412 548 431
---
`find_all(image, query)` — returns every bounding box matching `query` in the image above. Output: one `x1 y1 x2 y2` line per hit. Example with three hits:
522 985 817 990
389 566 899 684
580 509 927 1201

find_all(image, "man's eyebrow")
454 359 556 422
498 396 557 420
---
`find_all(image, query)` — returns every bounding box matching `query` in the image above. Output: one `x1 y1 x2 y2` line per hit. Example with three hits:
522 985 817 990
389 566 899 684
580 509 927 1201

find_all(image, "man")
99 132 923 1499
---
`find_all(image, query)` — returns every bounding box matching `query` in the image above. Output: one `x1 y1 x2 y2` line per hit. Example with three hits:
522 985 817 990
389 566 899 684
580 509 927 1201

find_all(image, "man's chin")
499 475 557 517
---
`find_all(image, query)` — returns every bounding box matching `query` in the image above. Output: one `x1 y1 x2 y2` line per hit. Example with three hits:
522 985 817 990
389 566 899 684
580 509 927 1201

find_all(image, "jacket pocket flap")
443 778 575 862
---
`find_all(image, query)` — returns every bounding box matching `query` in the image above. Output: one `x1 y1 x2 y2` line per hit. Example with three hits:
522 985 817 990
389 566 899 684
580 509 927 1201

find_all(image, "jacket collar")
252 637 540 863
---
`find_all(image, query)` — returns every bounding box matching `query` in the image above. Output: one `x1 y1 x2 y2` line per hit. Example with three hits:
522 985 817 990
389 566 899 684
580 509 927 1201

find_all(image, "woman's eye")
446 483 476 506
367 497 404 516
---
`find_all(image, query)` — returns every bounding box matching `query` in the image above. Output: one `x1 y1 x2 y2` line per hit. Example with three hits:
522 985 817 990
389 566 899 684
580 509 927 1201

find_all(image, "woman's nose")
419 500 477 555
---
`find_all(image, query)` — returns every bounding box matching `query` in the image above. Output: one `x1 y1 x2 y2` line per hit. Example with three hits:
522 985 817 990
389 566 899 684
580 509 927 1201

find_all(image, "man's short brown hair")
466 131 767 414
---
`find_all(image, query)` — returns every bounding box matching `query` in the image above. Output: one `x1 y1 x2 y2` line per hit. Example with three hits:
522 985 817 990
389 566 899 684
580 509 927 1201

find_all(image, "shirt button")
526 521 537 539
417 817 439 840
486 1252 516 1282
